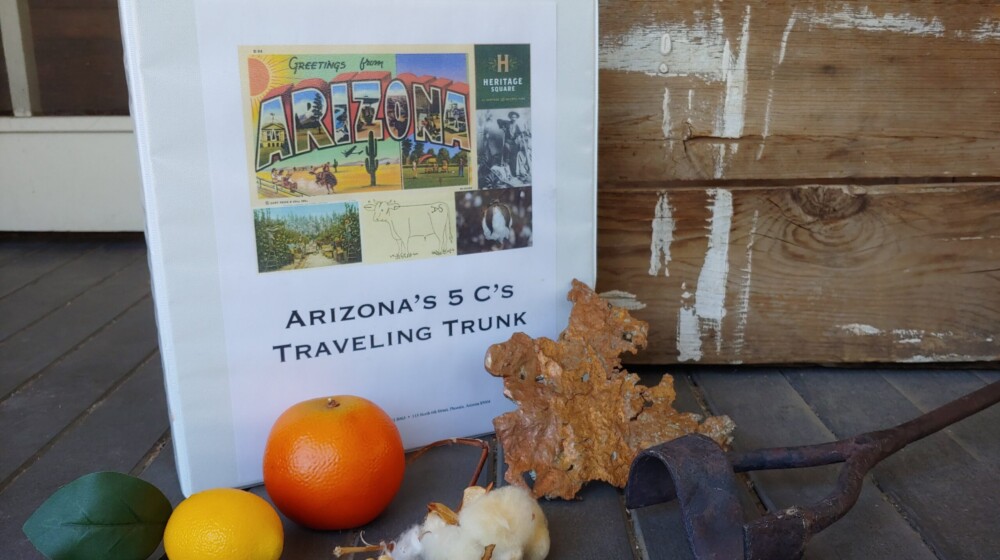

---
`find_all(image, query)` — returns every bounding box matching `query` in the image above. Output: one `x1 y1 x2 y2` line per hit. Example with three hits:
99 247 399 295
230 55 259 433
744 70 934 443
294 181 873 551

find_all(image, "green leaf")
23 472 172 560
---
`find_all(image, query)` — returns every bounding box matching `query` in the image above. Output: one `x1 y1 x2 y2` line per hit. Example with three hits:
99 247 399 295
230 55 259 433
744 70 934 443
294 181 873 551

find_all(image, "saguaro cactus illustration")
364 131 379 186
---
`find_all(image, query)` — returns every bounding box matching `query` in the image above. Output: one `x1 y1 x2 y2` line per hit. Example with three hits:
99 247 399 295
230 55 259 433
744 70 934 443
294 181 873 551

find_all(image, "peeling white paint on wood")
758 87 774 161
600 2 754 179
900 354 997 364
839 326 971 346
941 235 1000 241
672 190 735 361
893 329 921 344
677 305 703 362
966 19 1000 42
890 329 960 345
694 189 734 353
663 87 672 147
695 189 733 325
800 4 945 37
840 323 884 336
598 11 728 80
649 192 676 277
779 15 797 65
711 5 752 176
713 143 727 179
720 5 751 139
759 14 795 161
599 290 648 311
732 209 759 359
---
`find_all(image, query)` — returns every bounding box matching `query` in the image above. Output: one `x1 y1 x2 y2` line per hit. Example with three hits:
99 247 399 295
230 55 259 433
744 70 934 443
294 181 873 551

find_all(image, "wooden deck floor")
1 234 997 559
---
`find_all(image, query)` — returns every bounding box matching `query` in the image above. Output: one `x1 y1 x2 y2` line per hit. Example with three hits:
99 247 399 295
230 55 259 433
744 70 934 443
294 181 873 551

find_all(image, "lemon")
164 487 283 560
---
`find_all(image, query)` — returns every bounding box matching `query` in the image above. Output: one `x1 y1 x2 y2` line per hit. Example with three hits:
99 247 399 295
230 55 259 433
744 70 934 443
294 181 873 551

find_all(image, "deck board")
0 241 98 299
880 371 1000 464
495 431 641 559
693 368 939 560
1 236 997 559
0 298 158 481
630 368 763 560
784 369 1000 560
0 350 168 559
0 259 151 399
0 238 49 268
0 241 145 341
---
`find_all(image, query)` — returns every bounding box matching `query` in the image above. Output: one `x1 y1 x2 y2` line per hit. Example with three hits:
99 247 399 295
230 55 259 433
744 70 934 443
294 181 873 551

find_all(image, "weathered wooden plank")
693 368 938 560
0 241 96 298
784 369 999 560
597 182 1000 364
0 240 145 341
0 298 158 482
599 0 1000 181
0 258 151 397
0 349 169 559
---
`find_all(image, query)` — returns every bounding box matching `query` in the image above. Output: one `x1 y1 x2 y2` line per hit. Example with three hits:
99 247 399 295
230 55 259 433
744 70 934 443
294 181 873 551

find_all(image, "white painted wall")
0 117 145 231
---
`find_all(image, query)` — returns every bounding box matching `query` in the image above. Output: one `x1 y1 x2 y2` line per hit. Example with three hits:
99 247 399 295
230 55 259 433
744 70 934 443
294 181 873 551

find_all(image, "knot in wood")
790 186 868 221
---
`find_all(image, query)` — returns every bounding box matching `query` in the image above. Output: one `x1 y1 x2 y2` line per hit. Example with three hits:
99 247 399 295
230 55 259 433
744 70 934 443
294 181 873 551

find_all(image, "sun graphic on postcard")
247 55 292 120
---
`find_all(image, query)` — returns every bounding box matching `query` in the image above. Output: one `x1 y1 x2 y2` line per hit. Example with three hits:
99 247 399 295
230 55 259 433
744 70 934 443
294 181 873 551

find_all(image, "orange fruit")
262 395 405 530
163 487 283 560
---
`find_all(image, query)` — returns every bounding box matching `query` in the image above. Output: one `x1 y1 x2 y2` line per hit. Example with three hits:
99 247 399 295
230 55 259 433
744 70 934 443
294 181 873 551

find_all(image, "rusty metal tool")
625 379 1000 560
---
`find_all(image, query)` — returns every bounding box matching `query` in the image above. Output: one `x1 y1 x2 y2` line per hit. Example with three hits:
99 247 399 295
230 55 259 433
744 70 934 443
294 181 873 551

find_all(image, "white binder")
119 0 597 495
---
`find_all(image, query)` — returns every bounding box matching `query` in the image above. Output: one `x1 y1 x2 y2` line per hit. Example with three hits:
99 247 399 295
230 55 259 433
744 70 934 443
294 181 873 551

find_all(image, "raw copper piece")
626 379 1000 560
484 280 735 500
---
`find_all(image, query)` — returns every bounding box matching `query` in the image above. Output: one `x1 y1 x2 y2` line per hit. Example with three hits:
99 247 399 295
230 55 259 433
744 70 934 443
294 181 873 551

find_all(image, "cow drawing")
364 200 454 257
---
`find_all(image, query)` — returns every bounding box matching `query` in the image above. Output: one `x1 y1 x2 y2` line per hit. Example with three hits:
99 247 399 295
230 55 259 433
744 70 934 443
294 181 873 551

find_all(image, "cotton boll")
388 524 424 560
384 485 549 560
420 521 483 559
458 485 550 560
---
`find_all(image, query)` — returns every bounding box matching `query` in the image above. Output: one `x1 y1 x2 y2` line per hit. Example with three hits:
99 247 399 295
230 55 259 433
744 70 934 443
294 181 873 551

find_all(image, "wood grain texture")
597 182 1000 364
599 0 1000 181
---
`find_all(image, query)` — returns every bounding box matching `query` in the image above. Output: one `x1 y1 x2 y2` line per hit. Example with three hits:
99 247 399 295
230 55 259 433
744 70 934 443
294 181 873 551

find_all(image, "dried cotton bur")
334 439 550 560
485 280 736 499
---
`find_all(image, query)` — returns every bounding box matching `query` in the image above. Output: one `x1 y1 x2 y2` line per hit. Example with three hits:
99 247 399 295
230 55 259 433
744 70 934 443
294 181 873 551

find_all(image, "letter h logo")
496 54 510 73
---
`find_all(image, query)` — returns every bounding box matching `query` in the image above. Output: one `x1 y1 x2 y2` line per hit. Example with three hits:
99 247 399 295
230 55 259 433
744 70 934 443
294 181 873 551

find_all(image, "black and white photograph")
476 108 531 188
